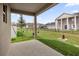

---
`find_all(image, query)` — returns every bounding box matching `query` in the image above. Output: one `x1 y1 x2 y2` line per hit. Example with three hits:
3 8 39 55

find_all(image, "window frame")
3 4 7 23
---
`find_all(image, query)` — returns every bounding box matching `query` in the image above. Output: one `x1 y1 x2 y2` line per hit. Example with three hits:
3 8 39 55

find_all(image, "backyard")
11 28 79 55
37 29 79 45
11 28 79 45
11 28 33 43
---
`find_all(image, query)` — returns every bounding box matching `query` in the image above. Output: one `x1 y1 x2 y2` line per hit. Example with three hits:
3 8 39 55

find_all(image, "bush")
17 31 24 37
11 37 16 41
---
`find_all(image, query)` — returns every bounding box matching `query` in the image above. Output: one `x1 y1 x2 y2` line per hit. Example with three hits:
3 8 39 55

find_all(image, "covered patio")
0 3 63 56
10 3 58 39
7 40 63 56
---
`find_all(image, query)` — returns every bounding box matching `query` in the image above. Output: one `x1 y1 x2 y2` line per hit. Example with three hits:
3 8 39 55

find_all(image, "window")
3 4 7 23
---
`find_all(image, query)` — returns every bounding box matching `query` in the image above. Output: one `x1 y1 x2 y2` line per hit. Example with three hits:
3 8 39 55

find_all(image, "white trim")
74 16 77 30
55 20 58 30
67 18 69 30
60 19 62 30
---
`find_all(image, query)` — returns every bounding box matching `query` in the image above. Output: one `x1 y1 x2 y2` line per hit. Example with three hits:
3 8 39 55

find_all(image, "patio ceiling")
9 3 58 16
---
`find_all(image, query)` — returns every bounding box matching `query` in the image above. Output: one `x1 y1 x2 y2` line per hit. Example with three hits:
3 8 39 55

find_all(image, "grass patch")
11 28 33 43
37 29 79 45
11 36 32 43
38 39 79 56
11 28 79 45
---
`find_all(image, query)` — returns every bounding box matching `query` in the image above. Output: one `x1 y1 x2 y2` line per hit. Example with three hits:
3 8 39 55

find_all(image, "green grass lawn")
11 28 33 43
11 28 79 55
37 29 79 55
37 29 79 45
38 39 79 56
11 28 79 45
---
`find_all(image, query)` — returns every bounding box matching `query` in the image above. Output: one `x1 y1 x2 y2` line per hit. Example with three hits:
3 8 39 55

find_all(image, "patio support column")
34 15 37 39
74 16 77 30
67 18 69 30
60 19 63 30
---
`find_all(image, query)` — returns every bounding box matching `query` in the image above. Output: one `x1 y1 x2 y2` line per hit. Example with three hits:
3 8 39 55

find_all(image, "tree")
17 14 26 29
17 14 26 37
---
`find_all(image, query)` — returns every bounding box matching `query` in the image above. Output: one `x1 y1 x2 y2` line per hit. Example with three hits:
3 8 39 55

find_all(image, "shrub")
11 37 16 41
17 31 24 37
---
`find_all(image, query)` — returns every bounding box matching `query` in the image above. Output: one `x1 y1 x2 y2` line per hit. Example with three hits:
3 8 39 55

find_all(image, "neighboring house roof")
55 12 79 21
74 12 79 15
55 13 74 20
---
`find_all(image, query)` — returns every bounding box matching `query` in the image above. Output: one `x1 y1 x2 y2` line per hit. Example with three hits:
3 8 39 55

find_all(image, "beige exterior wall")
0 4 11 55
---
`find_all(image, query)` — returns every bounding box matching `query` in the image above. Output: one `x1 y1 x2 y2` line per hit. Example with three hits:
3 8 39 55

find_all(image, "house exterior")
0 4 11 55
0 3 57 55
55 13 79 31
26 23 33 29
45 22 55 29
1 3 79 56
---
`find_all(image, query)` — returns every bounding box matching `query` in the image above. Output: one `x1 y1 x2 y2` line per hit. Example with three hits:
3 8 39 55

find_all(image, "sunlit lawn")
11 28 79 45
37 29 79 55
37 29 79 45
11 28 33 43
11 28 79 55
38 39 79 56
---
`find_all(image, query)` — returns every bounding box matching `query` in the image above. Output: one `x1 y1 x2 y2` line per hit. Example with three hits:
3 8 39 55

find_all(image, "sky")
11 3 79 24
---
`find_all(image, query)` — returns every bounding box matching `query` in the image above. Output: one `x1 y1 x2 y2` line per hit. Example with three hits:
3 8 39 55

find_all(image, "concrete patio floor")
7 40 63 56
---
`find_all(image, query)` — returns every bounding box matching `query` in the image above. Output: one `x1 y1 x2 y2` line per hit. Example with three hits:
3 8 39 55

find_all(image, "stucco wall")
0 4 11 55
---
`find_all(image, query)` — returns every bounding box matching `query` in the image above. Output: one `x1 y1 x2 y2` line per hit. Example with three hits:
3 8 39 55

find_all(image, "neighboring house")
37 23 45 28
55 13 79 31
26 23 44 29
26 23 33 29
45 22 55 29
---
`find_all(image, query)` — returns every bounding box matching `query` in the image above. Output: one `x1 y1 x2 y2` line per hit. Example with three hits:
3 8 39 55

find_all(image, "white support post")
74 16 77 30
61 19 62 30
34 15 37 39
55 20 58 30
67 18 69 30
